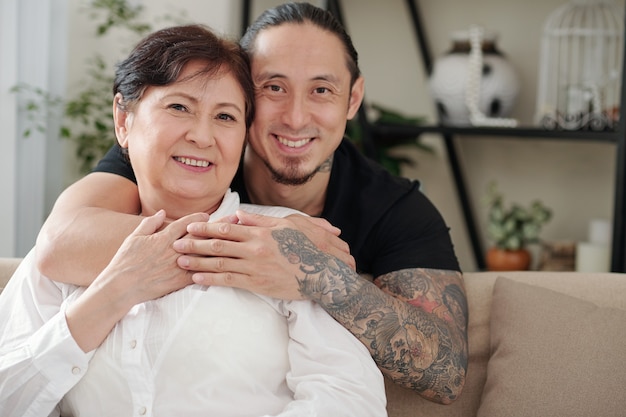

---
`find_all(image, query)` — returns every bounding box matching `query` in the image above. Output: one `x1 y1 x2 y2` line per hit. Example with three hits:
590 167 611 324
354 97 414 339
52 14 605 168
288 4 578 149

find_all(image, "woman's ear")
113 93 131 148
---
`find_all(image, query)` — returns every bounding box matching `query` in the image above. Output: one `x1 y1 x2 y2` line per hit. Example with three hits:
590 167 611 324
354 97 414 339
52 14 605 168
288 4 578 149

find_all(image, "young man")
37 2 468 404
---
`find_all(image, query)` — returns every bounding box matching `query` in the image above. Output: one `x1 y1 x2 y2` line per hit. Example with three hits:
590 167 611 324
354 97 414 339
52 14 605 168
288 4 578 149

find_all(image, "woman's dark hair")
114 24 255 128
240 2 360 86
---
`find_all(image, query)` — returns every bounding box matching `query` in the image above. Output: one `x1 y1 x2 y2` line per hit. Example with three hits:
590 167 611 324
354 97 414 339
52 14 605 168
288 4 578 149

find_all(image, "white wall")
3 0 622 271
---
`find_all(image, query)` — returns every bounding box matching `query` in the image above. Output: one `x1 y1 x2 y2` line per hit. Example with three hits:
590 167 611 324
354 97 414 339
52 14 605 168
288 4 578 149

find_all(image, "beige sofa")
2 258 625 417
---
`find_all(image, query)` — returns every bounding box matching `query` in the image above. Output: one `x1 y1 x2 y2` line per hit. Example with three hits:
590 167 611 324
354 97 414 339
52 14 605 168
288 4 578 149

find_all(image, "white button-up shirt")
0 191 387 417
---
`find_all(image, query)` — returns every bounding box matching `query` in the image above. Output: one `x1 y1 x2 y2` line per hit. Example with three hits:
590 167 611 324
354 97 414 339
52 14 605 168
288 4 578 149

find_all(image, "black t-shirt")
94 140 460 276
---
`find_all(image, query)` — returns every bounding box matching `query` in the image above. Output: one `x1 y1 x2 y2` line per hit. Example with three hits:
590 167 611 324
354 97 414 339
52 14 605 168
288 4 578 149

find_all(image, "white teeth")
277 136 311 148
174 156 210 167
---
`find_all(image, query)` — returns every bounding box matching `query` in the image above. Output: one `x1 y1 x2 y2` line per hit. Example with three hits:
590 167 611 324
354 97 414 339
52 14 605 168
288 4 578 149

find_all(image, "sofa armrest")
0 258 22 292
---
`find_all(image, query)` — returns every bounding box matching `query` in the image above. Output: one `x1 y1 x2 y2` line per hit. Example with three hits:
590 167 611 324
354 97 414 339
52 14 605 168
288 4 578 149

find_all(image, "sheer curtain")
0 0 67 257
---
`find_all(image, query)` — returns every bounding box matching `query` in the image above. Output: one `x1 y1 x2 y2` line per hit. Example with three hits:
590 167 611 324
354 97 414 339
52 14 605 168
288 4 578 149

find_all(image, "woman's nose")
187 121 216 147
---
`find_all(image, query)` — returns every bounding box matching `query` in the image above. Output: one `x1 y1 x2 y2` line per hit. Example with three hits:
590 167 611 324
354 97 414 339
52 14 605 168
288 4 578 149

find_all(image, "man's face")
248 22 364 185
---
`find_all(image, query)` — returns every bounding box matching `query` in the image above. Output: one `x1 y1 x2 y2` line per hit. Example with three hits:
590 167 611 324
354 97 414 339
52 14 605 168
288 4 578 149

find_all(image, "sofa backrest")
0 257 22 292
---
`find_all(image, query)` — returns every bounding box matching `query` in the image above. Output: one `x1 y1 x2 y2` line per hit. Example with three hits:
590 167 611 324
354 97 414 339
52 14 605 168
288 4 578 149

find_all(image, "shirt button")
138 406 147 415
71 366 81 375
130 340 137 349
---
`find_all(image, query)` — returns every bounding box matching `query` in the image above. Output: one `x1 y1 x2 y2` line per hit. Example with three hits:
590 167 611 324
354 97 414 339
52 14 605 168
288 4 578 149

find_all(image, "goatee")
265 156 333 186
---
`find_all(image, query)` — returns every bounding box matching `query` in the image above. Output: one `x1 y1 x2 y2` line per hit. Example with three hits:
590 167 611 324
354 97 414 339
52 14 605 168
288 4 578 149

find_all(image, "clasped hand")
173 211 355 301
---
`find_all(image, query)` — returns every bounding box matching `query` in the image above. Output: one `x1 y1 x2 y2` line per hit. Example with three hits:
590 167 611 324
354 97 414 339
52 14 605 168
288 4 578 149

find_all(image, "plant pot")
486 247 532 271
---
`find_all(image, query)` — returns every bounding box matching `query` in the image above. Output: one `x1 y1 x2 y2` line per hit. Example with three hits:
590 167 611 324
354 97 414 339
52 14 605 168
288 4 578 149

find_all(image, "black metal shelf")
372 123 621 143
365 0 626 272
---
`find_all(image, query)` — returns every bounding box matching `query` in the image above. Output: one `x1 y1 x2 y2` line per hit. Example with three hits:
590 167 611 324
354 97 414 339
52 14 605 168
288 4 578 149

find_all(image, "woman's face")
115 61 247 219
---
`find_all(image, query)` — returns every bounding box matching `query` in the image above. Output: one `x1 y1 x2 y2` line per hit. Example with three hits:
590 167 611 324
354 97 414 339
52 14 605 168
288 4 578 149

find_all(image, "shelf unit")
240 0 626 272
377 0 626 272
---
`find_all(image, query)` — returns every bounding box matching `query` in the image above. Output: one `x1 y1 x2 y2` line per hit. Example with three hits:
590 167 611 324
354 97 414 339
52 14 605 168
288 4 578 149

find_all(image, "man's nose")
281 93 311 129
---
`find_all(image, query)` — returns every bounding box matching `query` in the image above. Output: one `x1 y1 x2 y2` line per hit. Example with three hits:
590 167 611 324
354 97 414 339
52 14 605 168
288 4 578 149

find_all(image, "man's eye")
314 87 329 94
266 85 283 93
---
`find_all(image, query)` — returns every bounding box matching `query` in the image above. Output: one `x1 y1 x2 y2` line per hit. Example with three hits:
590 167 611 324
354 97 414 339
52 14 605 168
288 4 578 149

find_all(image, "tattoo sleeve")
272 227 469 404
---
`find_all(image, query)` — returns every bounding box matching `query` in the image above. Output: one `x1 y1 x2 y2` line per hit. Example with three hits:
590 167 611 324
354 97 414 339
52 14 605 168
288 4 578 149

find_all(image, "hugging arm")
272 230 468 404
176 213 468 403
36 172 142 285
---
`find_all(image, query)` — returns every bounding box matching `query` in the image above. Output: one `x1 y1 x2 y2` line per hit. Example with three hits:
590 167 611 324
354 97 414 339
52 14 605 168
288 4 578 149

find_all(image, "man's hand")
173 210 355 300
281 213 355 269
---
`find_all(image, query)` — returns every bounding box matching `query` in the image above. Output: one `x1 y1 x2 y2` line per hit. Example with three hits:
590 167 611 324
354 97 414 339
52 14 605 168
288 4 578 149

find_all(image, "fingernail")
177 256 190 268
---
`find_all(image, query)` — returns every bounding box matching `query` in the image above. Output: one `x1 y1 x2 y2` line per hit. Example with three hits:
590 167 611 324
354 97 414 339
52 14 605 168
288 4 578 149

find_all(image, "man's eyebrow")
312 74 340 84
254 71 286 82
255 72 341 84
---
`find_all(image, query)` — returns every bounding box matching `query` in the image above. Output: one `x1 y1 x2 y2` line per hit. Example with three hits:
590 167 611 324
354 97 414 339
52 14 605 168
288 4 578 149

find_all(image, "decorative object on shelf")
345 103 433 176
535 0 623 131
429 25 520 127
485 182 552 271
537 241 576 271
576 218 612 271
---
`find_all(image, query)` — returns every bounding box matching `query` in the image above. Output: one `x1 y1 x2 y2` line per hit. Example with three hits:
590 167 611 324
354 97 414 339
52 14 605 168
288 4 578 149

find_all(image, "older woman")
0 24 386 417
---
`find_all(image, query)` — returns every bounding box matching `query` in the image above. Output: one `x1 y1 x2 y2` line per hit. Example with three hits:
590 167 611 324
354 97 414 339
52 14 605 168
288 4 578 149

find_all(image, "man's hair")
240 2 361 87
114 24 255 129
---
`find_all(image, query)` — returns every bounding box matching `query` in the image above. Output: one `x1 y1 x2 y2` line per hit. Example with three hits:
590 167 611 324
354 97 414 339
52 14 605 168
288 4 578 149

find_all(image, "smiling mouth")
173 156 211 167
276 135 312 148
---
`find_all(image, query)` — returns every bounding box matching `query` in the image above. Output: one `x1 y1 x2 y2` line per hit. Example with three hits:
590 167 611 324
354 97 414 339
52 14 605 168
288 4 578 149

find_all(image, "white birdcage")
535 0 623 130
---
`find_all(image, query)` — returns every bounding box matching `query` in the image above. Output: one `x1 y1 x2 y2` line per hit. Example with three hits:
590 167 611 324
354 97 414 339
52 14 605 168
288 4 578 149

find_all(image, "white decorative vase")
429 27 520 127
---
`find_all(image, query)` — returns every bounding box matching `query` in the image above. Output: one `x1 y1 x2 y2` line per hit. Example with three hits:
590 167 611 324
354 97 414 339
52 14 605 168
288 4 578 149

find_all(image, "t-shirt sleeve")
92 143 137 184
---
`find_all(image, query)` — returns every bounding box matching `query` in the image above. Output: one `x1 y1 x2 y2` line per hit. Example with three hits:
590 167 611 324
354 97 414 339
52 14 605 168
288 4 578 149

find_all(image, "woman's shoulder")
239 203 306 219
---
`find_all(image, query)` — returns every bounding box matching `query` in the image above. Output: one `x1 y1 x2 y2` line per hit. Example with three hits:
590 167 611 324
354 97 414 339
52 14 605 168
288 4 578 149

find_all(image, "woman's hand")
65 210 209 352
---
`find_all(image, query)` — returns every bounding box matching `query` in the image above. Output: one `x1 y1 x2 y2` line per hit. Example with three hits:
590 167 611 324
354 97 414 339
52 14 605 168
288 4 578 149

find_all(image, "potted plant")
345 103 433 175
485 182 552 271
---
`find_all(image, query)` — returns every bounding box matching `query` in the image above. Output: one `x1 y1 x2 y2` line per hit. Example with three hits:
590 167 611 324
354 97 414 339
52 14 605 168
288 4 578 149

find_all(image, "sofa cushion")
477 277 626 417
0 258 22 292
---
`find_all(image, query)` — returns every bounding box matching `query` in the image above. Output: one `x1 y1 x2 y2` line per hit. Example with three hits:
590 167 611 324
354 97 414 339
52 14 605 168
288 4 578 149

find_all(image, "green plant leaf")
485 181 552 249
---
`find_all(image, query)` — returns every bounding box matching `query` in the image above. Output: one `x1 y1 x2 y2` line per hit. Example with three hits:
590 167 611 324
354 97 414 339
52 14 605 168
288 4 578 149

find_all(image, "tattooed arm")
273 228 468 404
181 212 468 404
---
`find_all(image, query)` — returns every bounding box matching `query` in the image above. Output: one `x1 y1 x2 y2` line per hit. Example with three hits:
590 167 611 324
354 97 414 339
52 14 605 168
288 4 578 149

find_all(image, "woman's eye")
170 103 188 112
217 113 236 121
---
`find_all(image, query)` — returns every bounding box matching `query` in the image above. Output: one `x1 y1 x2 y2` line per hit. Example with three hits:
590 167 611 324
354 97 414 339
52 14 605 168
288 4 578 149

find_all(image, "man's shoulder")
332 139 420 200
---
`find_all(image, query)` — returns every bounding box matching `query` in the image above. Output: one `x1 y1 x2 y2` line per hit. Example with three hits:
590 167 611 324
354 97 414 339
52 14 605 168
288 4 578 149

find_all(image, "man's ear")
346 76 365 120
113 93 131 148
